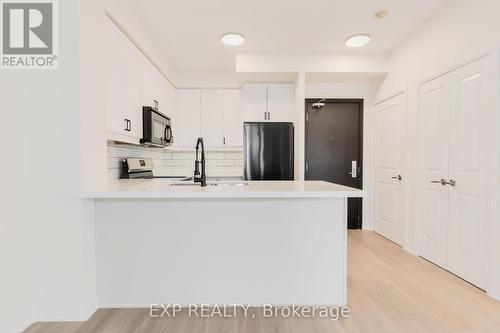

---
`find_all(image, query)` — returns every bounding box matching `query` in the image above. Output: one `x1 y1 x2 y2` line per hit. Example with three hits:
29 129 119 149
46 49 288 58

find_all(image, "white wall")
0 73 34 333
375 0 500 297
236 52 388 73
0 0 98 331
305 81 379 230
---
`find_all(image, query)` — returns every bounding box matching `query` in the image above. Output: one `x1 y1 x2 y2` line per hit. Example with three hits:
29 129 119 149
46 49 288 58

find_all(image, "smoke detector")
374 10 389 19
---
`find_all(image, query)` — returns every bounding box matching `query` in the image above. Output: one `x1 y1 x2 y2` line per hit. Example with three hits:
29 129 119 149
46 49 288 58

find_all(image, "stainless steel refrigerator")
243 122 294 180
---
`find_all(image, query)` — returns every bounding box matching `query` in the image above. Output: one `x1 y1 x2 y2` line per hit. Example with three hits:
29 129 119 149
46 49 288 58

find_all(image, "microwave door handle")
167 126 172 142
164 125 172 142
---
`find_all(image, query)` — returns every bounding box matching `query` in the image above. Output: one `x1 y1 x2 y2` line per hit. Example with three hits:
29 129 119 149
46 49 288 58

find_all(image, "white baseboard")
488 288 500 302
33 305 97 323
403 242 418 256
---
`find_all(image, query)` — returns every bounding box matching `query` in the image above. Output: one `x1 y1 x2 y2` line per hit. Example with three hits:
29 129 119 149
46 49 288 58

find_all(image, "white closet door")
447 56 493 289
373 93 406 245
419 75 451 268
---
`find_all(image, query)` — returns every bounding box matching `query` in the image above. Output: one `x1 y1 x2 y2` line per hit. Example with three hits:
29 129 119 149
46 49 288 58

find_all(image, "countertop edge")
83 190 366 199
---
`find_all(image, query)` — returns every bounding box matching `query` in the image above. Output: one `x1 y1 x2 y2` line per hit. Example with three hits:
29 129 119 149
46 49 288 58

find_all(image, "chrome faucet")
194 137 207 187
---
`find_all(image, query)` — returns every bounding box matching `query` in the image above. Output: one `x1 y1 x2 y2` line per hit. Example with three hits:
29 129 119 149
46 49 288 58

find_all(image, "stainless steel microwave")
140 107 173 147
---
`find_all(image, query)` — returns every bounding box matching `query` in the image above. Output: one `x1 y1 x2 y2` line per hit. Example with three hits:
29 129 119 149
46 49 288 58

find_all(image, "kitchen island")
87 180 365 307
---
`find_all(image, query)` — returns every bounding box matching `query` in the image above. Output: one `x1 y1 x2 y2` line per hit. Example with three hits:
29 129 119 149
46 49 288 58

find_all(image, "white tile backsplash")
107 141 243 179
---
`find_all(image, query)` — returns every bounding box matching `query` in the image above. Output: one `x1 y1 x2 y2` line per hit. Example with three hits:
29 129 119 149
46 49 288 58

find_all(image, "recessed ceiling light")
345 34 371 48
221 33 245 46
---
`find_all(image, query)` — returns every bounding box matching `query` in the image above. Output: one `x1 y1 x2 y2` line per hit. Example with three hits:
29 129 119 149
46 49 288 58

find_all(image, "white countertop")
85 179 366 199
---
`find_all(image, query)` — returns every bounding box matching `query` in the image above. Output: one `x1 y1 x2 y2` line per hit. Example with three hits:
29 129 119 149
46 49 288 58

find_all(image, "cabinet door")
223 90 243 147
201 90 224 147
419 75 451 269
103 17 127 135
243 84 267 122
152 67 166 111
267 84 293 122
123 41 144 140
177 89 201 147
138 55 156 108
447 56 493 289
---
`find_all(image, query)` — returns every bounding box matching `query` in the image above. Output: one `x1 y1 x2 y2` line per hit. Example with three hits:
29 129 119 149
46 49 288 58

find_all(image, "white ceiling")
125 0 454 72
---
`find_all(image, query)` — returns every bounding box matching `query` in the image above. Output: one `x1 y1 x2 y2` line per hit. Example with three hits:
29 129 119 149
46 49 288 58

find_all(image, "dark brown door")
305 99 363 229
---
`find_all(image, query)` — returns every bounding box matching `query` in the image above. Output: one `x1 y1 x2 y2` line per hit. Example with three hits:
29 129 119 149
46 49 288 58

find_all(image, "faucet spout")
193 137 207 187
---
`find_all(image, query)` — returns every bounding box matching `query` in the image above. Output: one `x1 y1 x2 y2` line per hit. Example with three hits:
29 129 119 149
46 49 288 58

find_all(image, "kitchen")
3 0 500 332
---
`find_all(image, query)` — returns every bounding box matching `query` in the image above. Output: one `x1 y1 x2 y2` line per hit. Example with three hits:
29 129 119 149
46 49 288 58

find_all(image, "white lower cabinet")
419 55 495 289
176 89 243 148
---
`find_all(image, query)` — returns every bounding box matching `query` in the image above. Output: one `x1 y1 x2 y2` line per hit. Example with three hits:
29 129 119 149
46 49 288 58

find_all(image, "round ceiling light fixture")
221 33 245 46
345 34 371 48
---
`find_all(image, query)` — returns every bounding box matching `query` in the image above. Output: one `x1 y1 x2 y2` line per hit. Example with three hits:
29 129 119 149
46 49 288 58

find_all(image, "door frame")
304 98 364 229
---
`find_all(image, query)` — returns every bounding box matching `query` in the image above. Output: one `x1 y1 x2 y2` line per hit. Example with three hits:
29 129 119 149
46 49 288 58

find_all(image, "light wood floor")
24 231 500 333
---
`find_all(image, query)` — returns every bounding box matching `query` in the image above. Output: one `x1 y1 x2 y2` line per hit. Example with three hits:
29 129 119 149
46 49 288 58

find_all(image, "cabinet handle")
446 179 456 186
431 179 447 186
124 119 129 131
128 120 131 132
223 137 226 145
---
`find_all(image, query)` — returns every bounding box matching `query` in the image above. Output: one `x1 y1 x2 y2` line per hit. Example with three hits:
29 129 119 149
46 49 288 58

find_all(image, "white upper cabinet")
201 90 224 147
176 89 243 148
177 89 201 148
223 90 243 147
243 83 294 122
104 15 175 145
103 16 128 139
123 39 144 140
243 84 267 122
267 84 293 122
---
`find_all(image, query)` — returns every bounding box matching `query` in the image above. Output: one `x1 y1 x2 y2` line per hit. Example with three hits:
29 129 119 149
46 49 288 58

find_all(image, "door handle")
391 175 402 181
348 161 357 178
446 179 456 186
431 179 447 186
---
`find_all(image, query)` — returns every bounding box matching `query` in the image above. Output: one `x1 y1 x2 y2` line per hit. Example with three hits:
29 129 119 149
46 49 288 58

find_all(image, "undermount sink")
170 182 218 187
170 181 249 187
